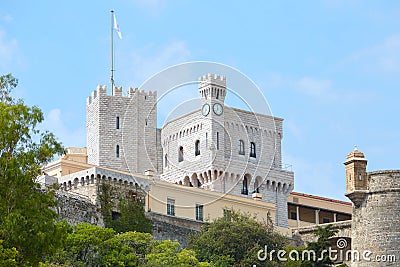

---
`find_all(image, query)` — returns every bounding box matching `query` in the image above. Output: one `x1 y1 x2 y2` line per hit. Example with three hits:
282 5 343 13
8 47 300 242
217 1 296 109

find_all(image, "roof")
290 191 352 206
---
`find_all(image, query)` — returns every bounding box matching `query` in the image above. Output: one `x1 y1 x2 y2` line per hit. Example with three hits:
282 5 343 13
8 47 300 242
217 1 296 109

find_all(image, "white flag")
113 14 122 39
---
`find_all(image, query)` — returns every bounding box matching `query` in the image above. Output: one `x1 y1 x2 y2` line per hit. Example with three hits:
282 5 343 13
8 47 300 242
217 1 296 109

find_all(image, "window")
205 133 208 149
238 140 245 155
216 132 219 150
253 178 260 193
178 146 184 162
195 140 200 156
241 176 248 195
323 217 330 224
167 198 175 216
116 145 120 158
164 154 168 167
145 119 148 126
250 142 256 158
112 211 121 221
290 211 297 220
116 116 120 129
196 204 203 221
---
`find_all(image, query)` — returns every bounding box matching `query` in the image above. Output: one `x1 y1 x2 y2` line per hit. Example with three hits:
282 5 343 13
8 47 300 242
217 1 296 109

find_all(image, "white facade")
86 73 294 227
160 74 294 227
86 85 158 174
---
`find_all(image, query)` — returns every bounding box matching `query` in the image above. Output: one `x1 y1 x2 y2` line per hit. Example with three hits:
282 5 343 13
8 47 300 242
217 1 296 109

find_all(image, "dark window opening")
178 146 184 162
196 204 203 221
195 140 200 156
164 154 168 167
216 132 219 150
238 140 245 155
241 177 248 195
112 211 121 221
167 198 175 216
290 211 297 220
116 145 120 158
250 142 256 158
116 116 120 129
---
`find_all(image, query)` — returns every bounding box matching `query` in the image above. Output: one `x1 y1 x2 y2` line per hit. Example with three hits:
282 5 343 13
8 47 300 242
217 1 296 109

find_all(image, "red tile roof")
290 191 352 206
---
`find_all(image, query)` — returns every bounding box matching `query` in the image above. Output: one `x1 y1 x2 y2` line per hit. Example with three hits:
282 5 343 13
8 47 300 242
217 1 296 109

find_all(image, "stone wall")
55 191 103 226
292 220 352 245
350 170 400 267
146 212 203 247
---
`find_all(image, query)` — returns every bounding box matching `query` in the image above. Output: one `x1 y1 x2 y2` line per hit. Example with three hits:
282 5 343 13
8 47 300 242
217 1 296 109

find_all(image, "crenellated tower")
86 85 158 174
198 74 227 165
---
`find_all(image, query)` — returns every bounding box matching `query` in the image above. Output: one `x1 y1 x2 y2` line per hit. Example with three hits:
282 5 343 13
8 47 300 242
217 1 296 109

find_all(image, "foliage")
100 183 153 234
0 74 67 266
50 223 209 267
145 240 210 267
189 209 287 266
301 224 338 267
0 240 18 267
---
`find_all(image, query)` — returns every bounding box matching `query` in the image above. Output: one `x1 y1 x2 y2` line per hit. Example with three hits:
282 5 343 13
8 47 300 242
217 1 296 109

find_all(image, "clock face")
213 103 223 115
202 104 210 116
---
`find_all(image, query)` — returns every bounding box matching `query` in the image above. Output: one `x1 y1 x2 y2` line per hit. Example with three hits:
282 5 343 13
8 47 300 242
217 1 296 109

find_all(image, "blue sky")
1 1 400 200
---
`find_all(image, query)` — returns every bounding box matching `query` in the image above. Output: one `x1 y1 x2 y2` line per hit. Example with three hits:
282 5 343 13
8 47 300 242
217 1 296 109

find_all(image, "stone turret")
344 148 400 266
344 146 368 206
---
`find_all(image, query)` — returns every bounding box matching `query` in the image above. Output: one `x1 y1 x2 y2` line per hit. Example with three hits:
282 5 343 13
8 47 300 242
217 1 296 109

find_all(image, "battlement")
86 85 157 105
198 73 226 89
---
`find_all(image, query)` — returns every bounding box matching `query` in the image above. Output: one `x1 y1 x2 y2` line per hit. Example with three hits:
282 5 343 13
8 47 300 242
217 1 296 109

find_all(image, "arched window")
241 176 248 195
116 145 120 158
164 154 168 167
250 142 256 158
178 146 184 162
253 177 261 193
116 116 120 129
238 140 245 155
195 140 200 156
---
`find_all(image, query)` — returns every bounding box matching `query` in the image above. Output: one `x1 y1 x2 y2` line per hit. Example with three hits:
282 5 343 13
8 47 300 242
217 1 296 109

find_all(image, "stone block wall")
350 170 400 267
55 191 103 226
146 212 203 248
87 86 158 174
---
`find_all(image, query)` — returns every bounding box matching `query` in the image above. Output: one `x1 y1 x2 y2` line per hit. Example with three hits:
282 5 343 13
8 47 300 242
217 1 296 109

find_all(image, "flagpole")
110 10 115 95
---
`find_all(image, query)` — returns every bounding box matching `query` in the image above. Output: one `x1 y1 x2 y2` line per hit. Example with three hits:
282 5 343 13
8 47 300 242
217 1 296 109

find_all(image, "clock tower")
198 74 226 166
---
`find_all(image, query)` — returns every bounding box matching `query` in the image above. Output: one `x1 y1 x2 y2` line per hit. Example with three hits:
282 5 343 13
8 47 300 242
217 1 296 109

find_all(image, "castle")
84 73 294 228
42 72 399 265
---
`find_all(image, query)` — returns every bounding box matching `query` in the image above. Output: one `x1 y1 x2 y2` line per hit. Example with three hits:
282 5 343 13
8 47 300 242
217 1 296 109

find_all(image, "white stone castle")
86 73 294 227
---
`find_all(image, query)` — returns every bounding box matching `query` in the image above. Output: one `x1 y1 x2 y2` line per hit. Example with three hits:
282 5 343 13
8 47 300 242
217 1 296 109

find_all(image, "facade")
83 73 294 228
345 148 400 266
147 179 276 225
160 74 294 227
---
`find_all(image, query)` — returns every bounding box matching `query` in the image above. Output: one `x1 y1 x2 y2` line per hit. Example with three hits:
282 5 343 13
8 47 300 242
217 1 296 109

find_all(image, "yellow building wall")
147 180 276 224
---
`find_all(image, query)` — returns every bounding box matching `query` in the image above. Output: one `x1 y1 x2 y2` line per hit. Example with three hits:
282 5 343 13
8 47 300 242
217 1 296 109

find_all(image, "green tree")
100 183 153 234
189 209 287 266
51 223 209 267
301 224 338 267
0 240 18 267
145 240 210 267
0 74 67 266
108 199 153 234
